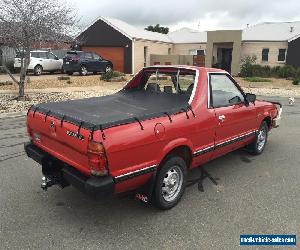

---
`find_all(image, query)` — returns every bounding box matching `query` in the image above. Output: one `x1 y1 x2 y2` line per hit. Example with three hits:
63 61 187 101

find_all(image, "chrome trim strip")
193 130 257 157
114 165 157 183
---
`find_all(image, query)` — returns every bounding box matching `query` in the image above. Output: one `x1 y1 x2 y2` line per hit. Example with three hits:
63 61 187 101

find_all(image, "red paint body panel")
26 66 279 195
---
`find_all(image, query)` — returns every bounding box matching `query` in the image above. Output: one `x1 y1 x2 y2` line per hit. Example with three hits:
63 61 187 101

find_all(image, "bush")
243 77 272 82
100 70 125 81
240 55 257 77
292 77 300 85
278 65 296 78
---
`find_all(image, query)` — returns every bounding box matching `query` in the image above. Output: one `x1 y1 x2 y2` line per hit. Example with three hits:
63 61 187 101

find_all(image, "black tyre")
79 65 88 76
66 71 73 76
247 121 268 155
33 65 43 76
93 72 98 75
105 64 112 73
153 156 187 210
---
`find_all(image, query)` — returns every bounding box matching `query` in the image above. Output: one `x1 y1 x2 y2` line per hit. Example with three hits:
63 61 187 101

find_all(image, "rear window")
126 68 196 101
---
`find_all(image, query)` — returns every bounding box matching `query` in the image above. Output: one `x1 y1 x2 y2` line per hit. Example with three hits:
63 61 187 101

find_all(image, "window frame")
278 48 286 62
207 72 246 109
262 48 269 62
84 52 93 60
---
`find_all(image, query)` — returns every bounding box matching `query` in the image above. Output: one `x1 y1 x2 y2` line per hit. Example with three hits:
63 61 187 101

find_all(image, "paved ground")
0 96 299 249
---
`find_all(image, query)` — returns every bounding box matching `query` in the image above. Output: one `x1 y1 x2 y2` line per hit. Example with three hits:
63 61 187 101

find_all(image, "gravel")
0 90 115 114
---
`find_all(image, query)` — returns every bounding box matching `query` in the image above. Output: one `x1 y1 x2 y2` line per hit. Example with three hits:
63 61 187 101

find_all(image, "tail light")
87 141 108 176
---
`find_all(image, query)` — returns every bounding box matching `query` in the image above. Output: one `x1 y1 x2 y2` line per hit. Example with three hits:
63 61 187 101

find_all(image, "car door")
83 52 94 71
93 53 105 72
38 52 50 71
208 73 257 158
47 52 62 71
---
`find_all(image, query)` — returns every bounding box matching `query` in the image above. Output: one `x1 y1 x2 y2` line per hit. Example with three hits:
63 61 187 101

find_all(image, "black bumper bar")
24 142 114 198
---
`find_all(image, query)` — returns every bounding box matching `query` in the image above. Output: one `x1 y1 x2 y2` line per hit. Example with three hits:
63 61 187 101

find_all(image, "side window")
84 52 93 60
93 53 102 60
30 52 39 58
39 52 48 59
48 53 56 59
210 74 244 108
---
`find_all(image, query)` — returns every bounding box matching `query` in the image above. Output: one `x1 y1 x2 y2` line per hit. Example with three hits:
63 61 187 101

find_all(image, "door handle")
218 115 226 122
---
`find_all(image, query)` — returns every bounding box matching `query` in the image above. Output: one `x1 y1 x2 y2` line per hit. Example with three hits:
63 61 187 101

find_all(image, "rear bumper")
24 142 114 198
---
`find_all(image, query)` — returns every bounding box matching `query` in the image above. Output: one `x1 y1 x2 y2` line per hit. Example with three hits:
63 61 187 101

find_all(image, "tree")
0 0 77 100
145 24 169 34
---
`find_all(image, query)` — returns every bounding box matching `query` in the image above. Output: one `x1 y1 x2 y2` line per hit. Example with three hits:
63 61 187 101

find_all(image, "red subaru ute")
24 66 282 209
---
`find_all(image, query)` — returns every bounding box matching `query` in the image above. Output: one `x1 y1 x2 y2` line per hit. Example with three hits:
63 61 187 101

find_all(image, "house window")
168 48 171 55
144 46 148 67
196 49 205 56
278 49 286 62
262 48 269 62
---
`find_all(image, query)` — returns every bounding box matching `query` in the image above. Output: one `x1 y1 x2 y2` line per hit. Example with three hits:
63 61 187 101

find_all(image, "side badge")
66 130 84 140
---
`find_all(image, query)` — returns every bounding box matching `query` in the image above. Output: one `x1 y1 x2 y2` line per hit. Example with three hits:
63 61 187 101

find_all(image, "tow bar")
41 176 56 191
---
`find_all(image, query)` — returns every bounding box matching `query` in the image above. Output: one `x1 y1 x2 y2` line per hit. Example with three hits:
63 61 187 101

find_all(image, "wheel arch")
262 116 272 129
159 140 193 170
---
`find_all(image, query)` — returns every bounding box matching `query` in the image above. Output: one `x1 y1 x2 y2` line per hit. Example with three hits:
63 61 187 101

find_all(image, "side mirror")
55 56 59 60
245 93 256 103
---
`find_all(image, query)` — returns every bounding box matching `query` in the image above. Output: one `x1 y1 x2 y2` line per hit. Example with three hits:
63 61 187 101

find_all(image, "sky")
68 0 300 32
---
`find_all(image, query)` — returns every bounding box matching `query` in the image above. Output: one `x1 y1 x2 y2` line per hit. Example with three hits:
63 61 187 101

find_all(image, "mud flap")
134 170 157 205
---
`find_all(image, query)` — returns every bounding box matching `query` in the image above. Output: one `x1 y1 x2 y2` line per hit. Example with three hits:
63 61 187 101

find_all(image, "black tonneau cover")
31 89 191 131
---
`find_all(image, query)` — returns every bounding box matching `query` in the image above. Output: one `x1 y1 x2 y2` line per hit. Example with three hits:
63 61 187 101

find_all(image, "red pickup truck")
24 66 282 209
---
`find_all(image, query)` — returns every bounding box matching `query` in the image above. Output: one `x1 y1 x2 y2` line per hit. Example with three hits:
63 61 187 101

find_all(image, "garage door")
81 46 125 72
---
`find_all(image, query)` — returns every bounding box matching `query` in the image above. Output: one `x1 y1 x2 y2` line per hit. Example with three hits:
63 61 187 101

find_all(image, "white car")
14 50 63 76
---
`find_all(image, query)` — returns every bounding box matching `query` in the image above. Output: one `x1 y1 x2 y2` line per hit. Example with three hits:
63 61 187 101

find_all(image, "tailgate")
27 109 96 176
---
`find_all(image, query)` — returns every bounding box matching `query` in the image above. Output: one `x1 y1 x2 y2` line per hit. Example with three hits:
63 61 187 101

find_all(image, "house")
78 18 300 75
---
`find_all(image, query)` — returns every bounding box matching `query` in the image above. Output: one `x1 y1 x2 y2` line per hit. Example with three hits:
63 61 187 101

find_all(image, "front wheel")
247 121 268 155
153 156 187 210
105 64 112 73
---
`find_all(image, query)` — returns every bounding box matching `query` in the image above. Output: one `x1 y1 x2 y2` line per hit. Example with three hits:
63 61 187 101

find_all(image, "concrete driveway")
0 96 299 249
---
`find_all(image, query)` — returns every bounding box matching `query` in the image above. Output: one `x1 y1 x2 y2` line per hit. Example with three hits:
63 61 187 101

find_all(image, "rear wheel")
33 65 43 76
79 65 88 76
247 121 268 155
153 156 187 210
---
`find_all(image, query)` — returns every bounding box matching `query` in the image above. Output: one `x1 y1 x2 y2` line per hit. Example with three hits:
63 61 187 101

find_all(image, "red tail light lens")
87 141 108 176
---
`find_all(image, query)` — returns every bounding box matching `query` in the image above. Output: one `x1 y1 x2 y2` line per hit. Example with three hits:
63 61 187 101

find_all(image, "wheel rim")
161 165 183 202
257 127 267 151
81 66 87 75
106 65 112 72
36 66 42 75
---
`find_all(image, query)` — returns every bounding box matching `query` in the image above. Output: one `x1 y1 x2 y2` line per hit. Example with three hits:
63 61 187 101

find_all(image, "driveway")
0 96 299 249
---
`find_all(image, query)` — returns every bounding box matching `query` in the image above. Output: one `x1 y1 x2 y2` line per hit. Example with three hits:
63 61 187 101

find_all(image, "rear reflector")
87 141 108 176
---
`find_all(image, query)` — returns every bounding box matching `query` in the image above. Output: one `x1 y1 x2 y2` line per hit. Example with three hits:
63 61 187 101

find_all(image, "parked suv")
14 50 63 76
63 51 113 76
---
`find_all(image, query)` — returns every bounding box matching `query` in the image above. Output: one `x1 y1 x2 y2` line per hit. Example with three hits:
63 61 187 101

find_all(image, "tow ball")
41 176 56 191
